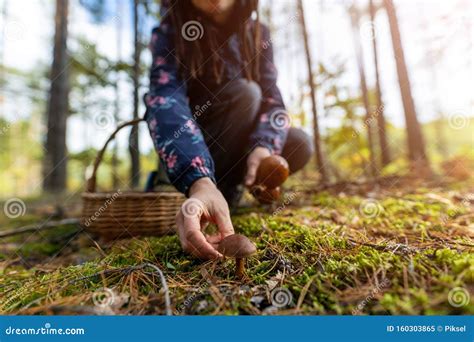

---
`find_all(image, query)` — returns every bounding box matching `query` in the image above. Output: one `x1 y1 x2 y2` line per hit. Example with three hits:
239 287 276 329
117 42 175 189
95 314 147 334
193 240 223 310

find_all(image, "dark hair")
168 0 261 84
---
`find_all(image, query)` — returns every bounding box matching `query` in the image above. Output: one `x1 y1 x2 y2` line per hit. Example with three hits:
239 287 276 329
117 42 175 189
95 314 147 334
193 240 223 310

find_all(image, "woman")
145 0 312 259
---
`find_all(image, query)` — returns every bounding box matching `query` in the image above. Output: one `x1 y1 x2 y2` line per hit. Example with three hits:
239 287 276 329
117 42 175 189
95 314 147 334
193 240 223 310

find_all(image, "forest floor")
0 174 473 315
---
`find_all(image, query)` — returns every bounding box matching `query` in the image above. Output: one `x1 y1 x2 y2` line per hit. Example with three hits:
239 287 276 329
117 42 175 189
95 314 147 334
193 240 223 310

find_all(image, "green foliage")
0 181 472 315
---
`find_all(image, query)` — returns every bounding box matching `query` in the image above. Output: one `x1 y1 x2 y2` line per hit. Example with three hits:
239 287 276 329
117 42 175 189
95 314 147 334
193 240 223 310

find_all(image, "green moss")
0 181 472 315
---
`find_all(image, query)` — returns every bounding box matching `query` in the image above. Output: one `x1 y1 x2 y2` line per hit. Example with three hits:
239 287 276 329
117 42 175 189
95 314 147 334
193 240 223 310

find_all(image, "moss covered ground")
0 175 472 315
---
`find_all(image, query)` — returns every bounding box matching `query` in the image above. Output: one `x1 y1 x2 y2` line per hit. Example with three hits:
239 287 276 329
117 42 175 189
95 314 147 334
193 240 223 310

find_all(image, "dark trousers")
189 79 313 205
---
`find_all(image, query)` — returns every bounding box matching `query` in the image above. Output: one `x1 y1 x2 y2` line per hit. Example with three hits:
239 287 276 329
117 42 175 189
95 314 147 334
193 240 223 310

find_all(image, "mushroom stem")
235 258 245 279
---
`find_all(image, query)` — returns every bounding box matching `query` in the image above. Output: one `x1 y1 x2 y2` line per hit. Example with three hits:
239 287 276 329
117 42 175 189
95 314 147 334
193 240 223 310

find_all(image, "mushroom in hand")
251 155 289 204
217 234 256 279
256 155 289 189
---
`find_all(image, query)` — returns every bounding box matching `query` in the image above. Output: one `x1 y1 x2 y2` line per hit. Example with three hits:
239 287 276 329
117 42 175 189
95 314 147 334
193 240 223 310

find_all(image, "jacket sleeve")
249 24 290 155
145 22 215 195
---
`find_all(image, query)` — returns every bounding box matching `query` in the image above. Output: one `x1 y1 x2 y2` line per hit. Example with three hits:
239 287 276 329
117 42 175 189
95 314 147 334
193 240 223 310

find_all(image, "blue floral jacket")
145 13 289 195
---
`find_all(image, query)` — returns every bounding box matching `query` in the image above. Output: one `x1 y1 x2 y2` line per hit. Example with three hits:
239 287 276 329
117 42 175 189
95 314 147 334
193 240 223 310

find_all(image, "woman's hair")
168 0 261 84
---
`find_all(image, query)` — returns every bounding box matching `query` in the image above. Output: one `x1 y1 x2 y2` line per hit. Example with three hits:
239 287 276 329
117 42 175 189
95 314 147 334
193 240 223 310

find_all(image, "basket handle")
86 118 145 192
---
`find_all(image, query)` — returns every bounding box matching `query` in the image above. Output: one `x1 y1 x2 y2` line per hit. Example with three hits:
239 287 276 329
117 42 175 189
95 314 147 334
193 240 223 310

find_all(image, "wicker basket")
81 118 185 240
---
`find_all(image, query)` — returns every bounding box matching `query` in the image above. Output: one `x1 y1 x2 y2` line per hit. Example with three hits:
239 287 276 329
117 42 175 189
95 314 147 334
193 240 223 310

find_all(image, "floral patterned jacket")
145 12 289 195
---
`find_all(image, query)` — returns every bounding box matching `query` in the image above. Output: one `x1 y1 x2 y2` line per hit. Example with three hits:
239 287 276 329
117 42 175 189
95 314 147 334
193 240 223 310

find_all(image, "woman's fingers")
245 160 259 186
177 179 238 260
182 215 221 259
214 208 235 238
245 147 272 186
206 233 223 244
186 229 221 259
204 205 234 246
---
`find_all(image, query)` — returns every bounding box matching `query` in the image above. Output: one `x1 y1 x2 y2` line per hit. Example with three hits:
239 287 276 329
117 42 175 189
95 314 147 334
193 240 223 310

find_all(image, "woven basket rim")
82 191 185 199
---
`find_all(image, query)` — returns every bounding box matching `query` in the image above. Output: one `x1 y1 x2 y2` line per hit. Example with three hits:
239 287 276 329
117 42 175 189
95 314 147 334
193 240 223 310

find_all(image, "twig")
140 263 172 316
296 275 316 310
0 218 81 238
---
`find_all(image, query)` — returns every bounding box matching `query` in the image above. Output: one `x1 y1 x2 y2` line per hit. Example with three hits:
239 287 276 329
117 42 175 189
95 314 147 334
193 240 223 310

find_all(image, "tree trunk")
112 0 123 189
43 0 69 193
129 0 141 188
296 0 329 184
349 6 377 178
383 0 429 168
369 0 391 166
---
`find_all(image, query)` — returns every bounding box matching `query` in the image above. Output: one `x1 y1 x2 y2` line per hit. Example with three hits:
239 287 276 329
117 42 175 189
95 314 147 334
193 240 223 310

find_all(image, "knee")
283 128 313 173
221 79 262 119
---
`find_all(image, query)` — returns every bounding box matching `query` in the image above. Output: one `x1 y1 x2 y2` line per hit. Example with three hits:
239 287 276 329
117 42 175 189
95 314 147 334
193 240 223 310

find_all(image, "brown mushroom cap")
218 234 257 258
256 155 289 189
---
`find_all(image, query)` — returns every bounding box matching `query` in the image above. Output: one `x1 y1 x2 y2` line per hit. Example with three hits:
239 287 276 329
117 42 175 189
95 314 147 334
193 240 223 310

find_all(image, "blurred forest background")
0 0 472 199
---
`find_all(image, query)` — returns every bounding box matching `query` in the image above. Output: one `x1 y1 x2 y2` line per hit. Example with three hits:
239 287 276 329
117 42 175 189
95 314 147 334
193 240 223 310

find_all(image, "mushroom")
218 234 256 279
256 155 289 189
251 156 289 204
251 185 281 204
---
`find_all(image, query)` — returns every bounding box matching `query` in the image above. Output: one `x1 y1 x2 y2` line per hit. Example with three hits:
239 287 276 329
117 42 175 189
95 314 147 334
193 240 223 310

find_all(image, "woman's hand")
244 146 272 187
176 177 235 259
